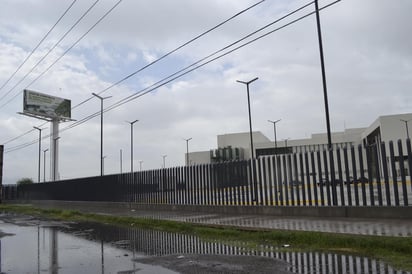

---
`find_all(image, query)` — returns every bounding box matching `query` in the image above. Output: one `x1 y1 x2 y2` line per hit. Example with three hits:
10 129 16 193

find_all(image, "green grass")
1 204 411 271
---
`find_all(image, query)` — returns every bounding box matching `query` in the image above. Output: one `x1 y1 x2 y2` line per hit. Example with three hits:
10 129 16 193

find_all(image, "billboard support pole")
50 119 59 181
0 145 3 203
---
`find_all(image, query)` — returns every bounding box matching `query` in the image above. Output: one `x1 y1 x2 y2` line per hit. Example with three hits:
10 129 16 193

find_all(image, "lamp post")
237 77 259 202
400 119 411 139
126 119 139 173
139 160 143 171
314 0 332 150
184 137 192 166
43 148 49 182
92 93 112 176
268 119 281 154
162 155 167 169
236 77 258 159
33 126 43 183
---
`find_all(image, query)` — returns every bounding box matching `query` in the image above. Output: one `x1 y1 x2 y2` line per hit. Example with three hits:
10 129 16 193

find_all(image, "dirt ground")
134 254 295 274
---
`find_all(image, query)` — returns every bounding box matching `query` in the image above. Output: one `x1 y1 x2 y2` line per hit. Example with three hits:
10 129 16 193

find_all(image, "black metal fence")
3 139 412 207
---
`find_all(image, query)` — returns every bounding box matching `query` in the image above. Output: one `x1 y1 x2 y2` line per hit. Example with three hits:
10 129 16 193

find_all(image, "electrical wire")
4 0 341 153
0 0 78 95
2 0 264 146
59 1 341 135
71 0 265 110
0 0 100 107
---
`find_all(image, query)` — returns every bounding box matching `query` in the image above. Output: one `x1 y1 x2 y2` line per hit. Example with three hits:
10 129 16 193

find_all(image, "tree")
16 178 34 186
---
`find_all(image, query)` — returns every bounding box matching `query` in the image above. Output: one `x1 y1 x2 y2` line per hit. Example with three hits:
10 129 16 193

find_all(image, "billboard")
23 89 71 119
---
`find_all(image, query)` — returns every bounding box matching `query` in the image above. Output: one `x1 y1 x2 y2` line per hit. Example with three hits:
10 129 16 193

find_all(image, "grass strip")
1 204 411 271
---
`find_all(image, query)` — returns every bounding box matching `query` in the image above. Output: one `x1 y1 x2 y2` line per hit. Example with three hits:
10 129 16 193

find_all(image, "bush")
16 178 34 185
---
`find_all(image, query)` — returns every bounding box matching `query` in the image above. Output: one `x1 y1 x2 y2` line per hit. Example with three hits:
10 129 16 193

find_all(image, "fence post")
397 140 408 206
389 141 400 206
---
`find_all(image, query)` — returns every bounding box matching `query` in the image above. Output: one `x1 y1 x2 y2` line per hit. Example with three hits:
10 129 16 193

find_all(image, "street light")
139 160 143 171
237 76 259 203
184 137 192 166
43 148 49 182
92 93 112 176
33 126 43 183
236 77 258 159
126 119 139 173
162 155 167 168
268 119 281 154
400 119 412 139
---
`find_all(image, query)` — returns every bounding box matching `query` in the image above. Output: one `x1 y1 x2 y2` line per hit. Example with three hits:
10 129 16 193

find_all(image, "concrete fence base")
5 200 412 220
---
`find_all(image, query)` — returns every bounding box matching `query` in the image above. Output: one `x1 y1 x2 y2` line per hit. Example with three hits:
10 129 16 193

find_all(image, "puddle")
0 213 410 274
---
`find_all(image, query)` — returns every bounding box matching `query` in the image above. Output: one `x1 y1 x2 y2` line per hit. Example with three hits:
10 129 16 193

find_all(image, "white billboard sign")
23 89 71 120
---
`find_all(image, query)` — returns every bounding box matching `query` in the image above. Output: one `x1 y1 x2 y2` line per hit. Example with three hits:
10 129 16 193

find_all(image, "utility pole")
92 93 112 176
237 77 259 202
127 120 139 173
268 119 281 154
314 0 332 150
184 138 192 166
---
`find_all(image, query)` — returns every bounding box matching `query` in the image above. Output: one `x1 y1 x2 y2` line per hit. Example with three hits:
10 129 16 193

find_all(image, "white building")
187 113 412 178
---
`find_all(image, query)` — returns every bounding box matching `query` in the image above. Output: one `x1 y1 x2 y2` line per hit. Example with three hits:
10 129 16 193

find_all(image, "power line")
4 0 340 153
2 0 263 146
72 0 265 110
0 0 101 107
0 0 78 94
59 1 341 135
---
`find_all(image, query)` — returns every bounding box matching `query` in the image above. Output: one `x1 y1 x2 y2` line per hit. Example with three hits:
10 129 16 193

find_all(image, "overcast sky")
0 0 411 184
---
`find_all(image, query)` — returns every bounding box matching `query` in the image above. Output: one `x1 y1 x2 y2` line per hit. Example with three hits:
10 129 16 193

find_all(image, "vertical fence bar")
293 153 300 205
282 154 289 206
317 150 324 206
358 144 367 206
278 155 284 206
380 142 391 206
373 144 383 206
365 145 375 206
288 154 295 206
267 157 274 206
202 164 207 205
336 148 345 206
261 157 267 205
229 162 234 205
397 140 408 206
406 139 412 195
246 161 251 205
322 149 331 206
299 153 306 206
311 151 318 206
305 152 312 206
389 141 400 206
273 156 279 206
329 149 338 206
343 146 352 206
350 145 359 206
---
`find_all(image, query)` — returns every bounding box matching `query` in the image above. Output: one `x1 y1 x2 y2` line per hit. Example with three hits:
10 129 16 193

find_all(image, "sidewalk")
17 201 412 237
91 206 412 237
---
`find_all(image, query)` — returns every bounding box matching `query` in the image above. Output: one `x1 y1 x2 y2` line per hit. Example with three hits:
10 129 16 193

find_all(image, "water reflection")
64 222 410 274
0 216 410 274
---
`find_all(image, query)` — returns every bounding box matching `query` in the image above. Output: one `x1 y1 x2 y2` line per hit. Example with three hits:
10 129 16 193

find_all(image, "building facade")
187 113 412 179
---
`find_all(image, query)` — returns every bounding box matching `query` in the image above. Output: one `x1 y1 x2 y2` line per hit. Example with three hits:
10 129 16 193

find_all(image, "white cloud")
0 0 411 184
